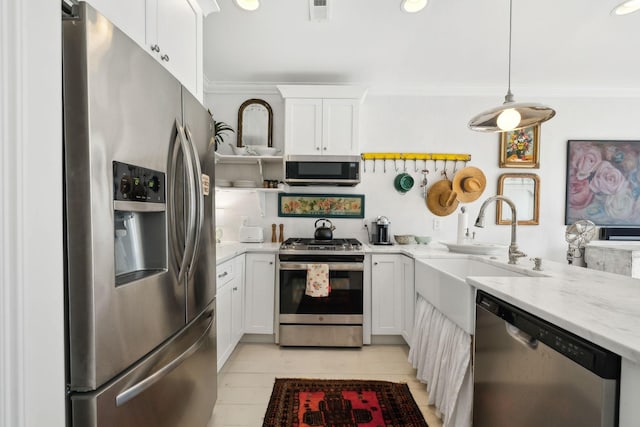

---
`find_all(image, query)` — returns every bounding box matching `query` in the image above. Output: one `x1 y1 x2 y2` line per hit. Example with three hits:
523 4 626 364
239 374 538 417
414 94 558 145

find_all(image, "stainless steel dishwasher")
474 290 620 427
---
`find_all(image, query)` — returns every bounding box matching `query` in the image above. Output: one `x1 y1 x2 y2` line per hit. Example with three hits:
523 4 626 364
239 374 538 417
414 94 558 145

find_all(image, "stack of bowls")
394 173 414 193
394 235 415 245
415 236 432 245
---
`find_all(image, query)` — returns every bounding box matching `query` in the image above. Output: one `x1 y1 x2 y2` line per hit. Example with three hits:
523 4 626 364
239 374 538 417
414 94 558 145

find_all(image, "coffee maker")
370 216 392 245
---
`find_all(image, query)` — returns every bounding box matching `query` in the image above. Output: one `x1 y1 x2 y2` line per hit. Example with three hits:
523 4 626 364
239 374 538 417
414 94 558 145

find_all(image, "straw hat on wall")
426 179 459 216
452 166 486 203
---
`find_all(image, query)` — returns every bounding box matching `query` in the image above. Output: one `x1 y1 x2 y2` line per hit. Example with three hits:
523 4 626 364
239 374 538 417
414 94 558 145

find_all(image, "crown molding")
203 79 640 99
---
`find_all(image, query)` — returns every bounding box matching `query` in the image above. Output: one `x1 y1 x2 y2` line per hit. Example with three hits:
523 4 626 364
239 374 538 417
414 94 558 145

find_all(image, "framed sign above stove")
278 193 365 218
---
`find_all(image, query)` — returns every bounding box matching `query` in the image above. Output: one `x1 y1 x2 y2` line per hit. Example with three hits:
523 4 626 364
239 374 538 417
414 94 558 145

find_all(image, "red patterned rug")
262 378 428 427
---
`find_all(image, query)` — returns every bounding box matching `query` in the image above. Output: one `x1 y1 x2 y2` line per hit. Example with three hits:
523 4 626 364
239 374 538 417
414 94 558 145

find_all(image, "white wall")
206 90 640 263
1 0 65 426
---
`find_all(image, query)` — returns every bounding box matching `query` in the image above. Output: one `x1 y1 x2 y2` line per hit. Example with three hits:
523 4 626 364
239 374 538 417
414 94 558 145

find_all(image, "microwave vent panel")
309 0 330 22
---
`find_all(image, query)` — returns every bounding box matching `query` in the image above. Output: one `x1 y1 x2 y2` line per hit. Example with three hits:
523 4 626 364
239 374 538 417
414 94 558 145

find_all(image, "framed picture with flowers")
566 140 640 226
499 125 540 168
278 193 365 218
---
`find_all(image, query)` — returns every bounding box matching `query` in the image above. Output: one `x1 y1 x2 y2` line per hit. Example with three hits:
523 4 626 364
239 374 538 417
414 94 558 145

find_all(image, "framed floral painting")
278 194 365 218
565 140 640 226
499 125 540 168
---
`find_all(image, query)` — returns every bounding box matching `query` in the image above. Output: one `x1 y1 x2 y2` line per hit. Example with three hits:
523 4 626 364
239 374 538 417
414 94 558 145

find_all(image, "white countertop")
384 243 640 363
461 257 640 364
216 240 640 362
587 241 640 252
215 241 280 263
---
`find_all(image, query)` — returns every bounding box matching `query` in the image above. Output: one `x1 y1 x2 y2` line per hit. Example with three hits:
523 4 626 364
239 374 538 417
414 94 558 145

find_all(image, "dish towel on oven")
306 264 330 297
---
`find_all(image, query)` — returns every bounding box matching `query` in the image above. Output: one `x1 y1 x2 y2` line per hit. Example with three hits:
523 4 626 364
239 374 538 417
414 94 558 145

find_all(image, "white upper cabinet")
86 0 146 44
278 85 367 156
86 0 203 101
147 0 203 100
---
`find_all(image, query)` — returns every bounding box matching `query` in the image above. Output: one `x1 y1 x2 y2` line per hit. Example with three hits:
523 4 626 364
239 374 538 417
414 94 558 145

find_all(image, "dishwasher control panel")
476 291 621 379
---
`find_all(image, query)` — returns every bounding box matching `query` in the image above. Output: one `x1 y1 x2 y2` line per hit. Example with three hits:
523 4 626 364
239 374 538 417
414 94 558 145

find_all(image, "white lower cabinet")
216 255 245 371
244 253 276 334
401 255 415 343
371 254 403 335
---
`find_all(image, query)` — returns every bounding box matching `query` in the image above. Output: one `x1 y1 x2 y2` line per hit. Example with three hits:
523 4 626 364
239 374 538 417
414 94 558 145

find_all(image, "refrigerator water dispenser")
113 161 167 285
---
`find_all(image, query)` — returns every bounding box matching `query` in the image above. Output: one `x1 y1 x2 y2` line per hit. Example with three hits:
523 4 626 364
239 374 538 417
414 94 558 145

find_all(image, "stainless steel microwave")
284 155 360 186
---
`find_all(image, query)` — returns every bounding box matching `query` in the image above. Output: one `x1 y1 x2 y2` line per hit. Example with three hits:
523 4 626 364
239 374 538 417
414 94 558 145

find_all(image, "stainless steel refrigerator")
62 3 217 426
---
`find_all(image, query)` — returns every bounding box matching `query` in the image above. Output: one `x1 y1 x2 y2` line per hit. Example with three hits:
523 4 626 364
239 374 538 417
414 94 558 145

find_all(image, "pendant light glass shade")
402 0 428 13
236 0 259 11
612 0 640 15
469 98 556 132
468 0 556 133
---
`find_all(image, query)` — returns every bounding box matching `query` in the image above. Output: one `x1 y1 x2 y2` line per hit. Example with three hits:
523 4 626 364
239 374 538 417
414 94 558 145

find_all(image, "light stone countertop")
215 241 280 264
374 242 640 363
462 257 640 364
216 240 640 362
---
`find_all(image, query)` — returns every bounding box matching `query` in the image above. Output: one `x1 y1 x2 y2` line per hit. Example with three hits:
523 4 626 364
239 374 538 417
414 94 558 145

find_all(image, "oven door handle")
279 262 364 271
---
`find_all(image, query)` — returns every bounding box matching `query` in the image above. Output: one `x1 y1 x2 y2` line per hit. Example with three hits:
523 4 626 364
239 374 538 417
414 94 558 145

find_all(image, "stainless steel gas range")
278 238 364 347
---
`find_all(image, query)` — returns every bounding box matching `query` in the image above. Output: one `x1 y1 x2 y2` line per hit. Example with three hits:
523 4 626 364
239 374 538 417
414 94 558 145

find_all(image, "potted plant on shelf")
207 109 235 151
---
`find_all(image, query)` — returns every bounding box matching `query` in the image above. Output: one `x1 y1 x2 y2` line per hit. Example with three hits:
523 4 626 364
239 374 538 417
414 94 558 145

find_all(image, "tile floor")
207 342 443 427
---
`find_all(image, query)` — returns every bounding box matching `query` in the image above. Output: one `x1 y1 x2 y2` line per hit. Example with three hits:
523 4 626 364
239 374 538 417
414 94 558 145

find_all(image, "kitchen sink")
414 257 548 334
423 257 547 279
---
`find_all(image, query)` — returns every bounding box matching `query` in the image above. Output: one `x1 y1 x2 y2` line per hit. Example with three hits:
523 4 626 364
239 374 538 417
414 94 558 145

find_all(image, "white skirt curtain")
408 295 472 427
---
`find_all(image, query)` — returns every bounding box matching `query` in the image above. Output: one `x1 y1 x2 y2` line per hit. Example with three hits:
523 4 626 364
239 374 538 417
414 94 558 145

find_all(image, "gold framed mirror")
496 173 540 225
237 98 273 147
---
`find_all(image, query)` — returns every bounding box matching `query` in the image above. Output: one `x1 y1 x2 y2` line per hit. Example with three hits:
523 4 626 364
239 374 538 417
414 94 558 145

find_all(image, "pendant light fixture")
235 0 260 11
468 0 556 132
401 0 428 13
612 0 640 15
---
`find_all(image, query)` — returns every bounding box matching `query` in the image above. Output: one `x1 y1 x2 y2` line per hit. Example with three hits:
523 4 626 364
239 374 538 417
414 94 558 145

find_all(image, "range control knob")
148 175 160 193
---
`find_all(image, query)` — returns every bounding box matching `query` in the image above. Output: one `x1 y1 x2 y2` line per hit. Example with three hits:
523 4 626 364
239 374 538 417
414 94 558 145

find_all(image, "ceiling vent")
309 0 331 22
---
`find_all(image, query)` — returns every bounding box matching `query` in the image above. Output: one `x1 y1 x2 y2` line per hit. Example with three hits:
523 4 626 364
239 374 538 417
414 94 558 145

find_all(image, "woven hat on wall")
426 179 459 216
452 166 486 203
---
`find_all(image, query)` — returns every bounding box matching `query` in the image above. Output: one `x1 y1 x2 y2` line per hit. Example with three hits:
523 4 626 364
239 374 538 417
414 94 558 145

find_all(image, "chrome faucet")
474 195 526 264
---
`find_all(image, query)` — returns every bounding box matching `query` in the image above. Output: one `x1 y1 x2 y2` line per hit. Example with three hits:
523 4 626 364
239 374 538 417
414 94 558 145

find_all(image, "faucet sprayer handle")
508 248 527 265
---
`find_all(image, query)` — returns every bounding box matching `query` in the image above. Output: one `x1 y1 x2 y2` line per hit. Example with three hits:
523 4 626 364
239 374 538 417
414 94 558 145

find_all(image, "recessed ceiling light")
236 0 260 11
401 0 428 13
612 0 640 15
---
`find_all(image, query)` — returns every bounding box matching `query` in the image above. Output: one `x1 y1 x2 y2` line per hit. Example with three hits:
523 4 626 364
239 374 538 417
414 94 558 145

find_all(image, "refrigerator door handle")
184 125 205 277
168 123 184 275
115 310 214 407
172 118 197 284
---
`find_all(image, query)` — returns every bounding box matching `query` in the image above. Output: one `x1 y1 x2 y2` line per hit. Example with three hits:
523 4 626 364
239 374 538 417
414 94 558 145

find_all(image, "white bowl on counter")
439 241 507 255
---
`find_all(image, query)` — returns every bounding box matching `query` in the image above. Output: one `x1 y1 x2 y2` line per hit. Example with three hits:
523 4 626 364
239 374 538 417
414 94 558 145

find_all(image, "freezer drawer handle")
115 312 214 407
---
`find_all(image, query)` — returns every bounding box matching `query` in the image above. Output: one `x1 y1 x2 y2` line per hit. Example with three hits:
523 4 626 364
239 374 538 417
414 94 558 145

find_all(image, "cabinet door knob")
373 262 378 265
232 286 238 291
323 147 327 150
217 271 228 278
160 54 170 62
150 44 160 52
269 261 274 265
316 147 320 151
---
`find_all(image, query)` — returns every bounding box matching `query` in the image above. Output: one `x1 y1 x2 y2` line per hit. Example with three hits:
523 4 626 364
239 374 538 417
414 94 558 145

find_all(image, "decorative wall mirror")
237 99 273 147
496 173 540 225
